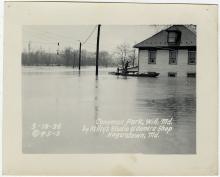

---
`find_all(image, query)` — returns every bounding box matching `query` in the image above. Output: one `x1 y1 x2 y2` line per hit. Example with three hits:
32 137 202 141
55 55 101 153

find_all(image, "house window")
168 72 177 77
168 32 178 43
169 50 178 64
187 73 196 77
188 50 196 64
148 50 156 64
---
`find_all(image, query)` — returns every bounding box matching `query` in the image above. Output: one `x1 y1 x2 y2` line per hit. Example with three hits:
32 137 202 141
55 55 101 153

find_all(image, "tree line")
22 48 119 67
22 43 138 68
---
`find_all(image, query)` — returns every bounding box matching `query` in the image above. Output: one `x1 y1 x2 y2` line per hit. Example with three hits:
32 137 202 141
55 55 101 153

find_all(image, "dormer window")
168 32 177 43
167 31 181 44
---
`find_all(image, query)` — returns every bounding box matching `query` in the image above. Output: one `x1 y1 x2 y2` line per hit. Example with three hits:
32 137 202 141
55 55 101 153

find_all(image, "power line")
24 26 98 47
23 29 77 44
23 40 58 45
23 26 98 53
23 28 75 41
82 25 97 45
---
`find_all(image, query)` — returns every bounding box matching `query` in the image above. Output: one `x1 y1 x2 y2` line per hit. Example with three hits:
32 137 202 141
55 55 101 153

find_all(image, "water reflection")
94 76 99 126
77 70 81 76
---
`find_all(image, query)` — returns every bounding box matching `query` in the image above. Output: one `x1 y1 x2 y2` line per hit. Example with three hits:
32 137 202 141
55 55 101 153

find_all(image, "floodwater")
22 66 196 154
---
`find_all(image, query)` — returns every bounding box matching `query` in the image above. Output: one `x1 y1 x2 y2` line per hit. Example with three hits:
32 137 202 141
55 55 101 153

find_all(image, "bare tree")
115 43 131 69
114 42 139 69
128 48 137 67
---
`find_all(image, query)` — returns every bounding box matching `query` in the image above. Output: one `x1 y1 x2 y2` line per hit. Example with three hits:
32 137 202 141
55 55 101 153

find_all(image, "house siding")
138 49 196 77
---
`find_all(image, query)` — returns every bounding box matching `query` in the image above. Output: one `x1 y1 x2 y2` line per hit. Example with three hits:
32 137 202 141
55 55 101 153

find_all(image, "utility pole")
28 41 31 53
73 52 76 68
78 42 81 70
96 24 101 76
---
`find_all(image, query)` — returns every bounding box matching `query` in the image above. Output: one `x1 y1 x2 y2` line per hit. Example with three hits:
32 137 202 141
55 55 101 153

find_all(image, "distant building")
134 25 196 77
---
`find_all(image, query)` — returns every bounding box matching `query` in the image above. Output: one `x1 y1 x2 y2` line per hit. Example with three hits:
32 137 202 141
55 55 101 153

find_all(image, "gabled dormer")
167 30 181 45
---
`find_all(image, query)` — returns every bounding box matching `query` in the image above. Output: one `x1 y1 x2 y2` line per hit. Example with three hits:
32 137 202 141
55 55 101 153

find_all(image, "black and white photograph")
3 2 218 175
22 25 196 154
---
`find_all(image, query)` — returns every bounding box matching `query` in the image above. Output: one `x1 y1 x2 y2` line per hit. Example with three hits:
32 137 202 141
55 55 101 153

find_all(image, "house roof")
134 25 196 49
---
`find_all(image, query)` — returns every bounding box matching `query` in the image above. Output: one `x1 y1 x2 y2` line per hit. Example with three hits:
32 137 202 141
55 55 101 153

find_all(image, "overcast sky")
22 25 166 53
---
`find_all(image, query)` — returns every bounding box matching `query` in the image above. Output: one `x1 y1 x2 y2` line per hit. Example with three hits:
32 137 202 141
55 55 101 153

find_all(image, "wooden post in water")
73 52 76 68
96 24 101 76
78 42 81 70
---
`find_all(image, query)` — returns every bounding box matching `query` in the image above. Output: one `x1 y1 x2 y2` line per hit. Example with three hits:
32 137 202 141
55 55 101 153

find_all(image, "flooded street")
22 66 196 154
